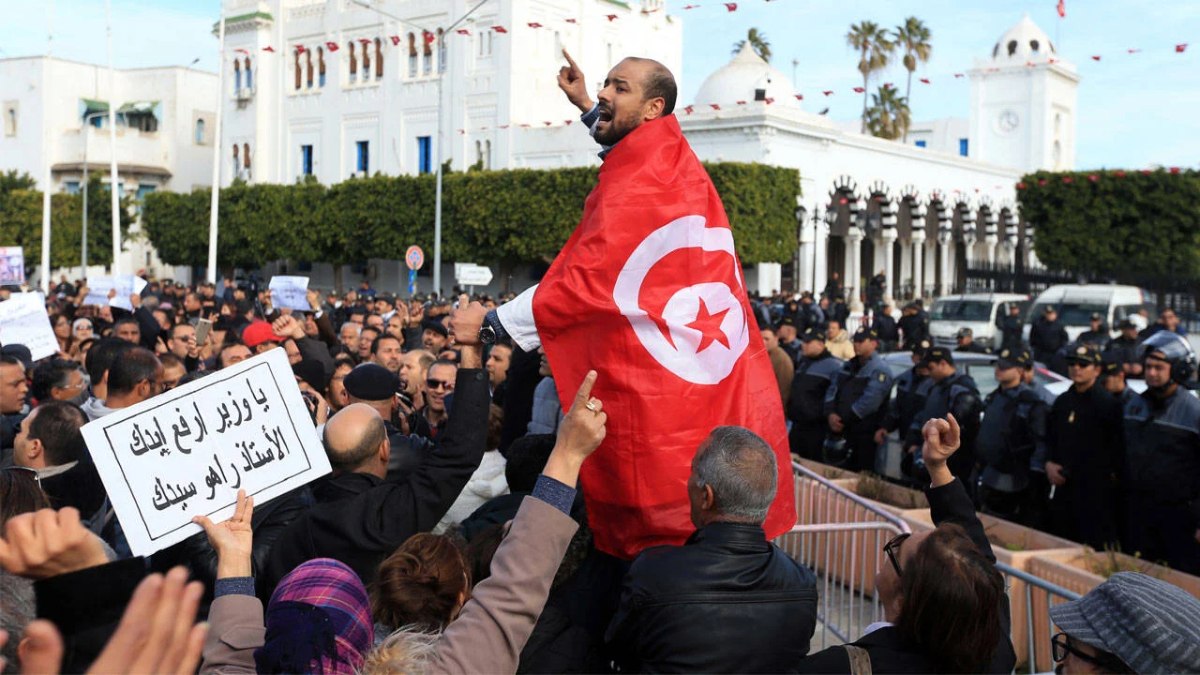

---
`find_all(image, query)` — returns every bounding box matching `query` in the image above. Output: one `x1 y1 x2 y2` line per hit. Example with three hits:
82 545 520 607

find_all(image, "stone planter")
794 457 858 482
899 509 1082 671
840 475 929 515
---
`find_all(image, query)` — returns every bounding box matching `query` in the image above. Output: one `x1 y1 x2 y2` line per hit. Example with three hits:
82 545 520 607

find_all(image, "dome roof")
991 14 1056 61
694 42 798 108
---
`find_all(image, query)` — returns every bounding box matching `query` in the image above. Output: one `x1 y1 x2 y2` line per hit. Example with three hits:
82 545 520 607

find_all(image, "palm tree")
865 85 911 140
894 17 932 142
847 21 894 133
733 28 772 62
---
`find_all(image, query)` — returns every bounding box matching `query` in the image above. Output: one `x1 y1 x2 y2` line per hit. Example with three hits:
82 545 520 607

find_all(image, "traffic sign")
455 263 493 286
405 246 425 271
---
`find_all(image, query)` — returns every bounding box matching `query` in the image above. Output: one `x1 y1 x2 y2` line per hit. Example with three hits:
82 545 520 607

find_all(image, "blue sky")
2 0 1196 169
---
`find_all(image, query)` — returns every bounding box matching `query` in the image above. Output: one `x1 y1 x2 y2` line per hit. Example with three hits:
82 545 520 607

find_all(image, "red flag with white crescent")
530 116 796 559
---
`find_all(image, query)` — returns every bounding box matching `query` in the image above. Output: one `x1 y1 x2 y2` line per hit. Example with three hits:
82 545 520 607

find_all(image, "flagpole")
207 15 225 284
106 0 121 276
39 0 54 294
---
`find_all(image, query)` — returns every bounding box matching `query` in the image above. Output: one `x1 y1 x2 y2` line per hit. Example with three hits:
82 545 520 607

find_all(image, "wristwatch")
478 324 498 345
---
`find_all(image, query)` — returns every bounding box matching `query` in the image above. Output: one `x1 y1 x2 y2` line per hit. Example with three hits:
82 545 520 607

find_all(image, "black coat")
260 367 488 596
794 478 1016 674
606 522 818 673
1046 384 1124 548
34 557 146 674
1029 317 1069 361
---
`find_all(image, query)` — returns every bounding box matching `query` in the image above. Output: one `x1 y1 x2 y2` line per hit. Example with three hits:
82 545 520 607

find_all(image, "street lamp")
352 0 489 298
79 109 120 278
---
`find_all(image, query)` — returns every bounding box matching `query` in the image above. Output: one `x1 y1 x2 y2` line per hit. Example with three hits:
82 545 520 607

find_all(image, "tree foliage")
1018 169 1200 280
139 163 800 272
865 85 911 140
0 173 133 271
847 20 895 133
733 28 772 62
893 16 931 142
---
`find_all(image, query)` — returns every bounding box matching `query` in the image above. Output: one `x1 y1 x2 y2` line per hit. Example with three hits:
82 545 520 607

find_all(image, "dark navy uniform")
977 382 1048 524
1122 388 1200 574
1103 332 1141 371
1046 347 1124 549
787 345 843 460
907 349 983 487
824 350 894 472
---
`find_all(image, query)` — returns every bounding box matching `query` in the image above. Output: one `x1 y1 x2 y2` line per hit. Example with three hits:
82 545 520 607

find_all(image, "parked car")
928 293 1030 350
880 350 1068 396
1022 284 1154 343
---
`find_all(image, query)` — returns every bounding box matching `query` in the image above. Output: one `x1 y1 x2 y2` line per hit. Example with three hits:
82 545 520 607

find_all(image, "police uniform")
1121 333 1200 574
976 349 1048 524
787 328 844 460
1046 345 1124 549
1077 314 1110 348
1103 320 1141 371
823 327 895 472
777 316 803 366
884 340 933 442
906 348 983 487
955 328 992 354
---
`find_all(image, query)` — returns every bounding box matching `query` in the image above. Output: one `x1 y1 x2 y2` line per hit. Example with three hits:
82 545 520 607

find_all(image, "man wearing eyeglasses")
423 360 458 437
166 323 202 373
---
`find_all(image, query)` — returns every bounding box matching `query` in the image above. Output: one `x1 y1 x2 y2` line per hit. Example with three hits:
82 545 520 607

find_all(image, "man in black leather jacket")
606 426 818 672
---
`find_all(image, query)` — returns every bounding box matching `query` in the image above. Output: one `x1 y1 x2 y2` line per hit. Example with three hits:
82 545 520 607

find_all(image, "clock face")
997 110 1020 134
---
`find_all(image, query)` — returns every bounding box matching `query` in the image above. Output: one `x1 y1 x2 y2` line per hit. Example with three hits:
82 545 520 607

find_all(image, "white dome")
694 42 798 108
991 14 1056 61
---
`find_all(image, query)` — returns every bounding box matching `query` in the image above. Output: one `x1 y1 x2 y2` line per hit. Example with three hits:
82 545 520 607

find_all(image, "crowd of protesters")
0 47 1198 674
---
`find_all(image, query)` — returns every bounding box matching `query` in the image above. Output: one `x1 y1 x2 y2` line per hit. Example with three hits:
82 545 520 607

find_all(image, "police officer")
788 327 844 460
906 348 983 487
1100 352 1137 408
1045 344 1123 549
1030 305 1069 365
880 339 934 481
1077 313 1109 348
776 316 803 365
1121 332 1200 574
824 326 894 472
955 327 991 354
1104 318 1143 377
999 303 1025 352
976 348 1048 525
898 302 929 350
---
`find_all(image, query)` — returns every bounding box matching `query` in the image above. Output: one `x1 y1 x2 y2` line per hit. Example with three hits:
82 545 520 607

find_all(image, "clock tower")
968 14 1080 172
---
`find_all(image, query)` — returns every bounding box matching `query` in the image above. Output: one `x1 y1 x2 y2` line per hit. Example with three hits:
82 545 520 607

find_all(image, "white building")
218 0 679 186
680 14 1079 305
0 56 219 281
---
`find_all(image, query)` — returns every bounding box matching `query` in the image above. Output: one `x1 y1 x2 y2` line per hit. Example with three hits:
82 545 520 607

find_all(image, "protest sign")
269 276 311 311
81 348 330 556
0 247 26 285
84 275 148 311
0 292 58 361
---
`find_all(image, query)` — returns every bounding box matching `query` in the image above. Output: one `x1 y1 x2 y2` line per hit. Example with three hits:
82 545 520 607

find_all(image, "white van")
1022 284 1154 342
929 293 1031 350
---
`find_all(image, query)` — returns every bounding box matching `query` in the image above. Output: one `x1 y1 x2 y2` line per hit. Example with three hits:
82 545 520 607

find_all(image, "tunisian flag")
532 115 796 559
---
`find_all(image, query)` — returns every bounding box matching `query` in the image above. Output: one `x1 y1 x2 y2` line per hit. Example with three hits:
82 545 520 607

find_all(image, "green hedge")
1018 168 1200 279
140 163 800 269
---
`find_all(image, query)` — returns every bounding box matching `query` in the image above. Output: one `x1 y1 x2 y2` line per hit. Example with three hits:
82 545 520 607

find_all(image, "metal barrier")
995 562 1081 673
778 462 1082 671
774 462 911 650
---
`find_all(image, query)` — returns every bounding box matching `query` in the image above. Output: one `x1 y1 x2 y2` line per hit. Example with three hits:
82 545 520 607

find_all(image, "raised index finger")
562 48 580 71
573 370 598 408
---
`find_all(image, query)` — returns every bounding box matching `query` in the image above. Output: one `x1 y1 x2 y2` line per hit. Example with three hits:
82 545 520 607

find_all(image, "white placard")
81 348 330 556
269 276 311 311
0 246 26 285
84 275 149 311
0 292 58 361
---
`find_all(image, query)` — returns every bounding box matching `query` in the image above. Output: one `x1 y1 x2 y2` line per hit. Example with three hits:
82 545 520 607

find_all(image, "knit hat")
256 558 373 675
421 319 449 338
343 363 399 401
1049 571 1200 674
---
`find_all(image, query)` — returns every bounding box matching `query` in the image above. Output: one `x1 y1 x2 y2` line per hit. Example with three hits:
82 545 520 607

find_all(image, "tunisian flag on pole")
532 115 796 559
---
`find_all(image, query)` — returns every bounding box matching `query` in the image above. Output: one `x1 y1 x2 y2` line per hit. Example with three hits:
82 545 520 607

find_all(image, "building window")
244 57 253 89
306 50 314 89
484 140 491 169
232 143 239 168
194 118 206 144
375 38 383 78
437 29 446 73
362 40 371 81
417 136 432 174
318 47 326 87
914 139 926 148
301 144 313 175
349 41 358 82
408 33 418 77
234 59 242 91
423 31 433 75
478 30 492 58
294 50 302 90
356 140 370 174
3 104 16 136
136 184 156 201
958 138 968 157
64 181 80 194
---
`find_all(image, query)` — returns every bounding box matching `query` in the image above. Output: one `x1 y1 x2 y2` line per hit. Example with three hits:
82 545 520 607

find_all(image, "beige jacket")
199 496 579 674
826 333 855 360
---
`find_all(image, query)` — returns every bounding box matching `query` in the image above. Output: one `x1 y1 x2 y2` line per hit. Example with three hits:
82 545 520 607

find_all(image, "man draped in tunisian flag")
457 52 795 559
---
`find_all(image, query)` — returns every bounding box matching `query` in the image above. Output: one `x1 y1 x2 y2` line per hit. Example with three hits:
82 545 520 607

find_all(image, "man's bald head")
323 403 387 474
620 57 677 115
